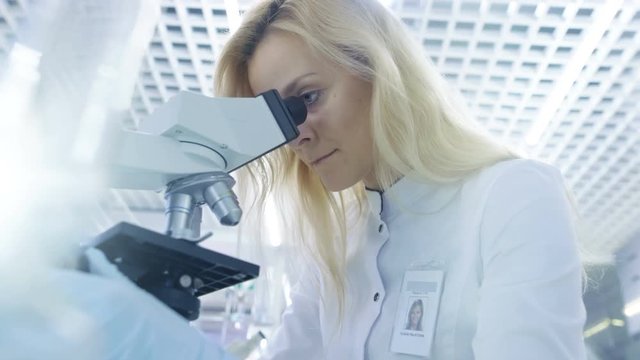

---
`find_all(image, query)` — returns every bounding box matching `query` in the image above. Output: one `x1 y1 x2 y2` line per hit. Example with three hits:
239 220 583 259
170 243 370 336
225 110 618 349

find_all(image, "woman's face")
248 30 376 191
410 305 422 327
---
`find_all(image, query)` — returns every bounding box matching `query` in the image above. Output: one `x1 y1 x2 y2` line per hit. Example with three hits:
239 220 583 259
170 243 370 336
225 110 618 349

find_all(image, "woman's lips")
312 150 337 166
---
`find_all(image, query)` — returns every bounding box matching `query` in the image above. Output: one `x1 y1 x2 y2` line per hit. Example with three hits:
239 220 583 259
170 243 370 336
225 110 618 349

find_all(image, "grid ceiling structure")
1 0 639 256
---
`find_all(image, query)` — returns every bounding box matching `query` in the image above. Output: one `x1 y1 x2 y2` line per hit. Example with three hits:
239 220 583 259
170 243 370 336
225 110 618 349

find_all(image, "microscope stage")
93 222 259 297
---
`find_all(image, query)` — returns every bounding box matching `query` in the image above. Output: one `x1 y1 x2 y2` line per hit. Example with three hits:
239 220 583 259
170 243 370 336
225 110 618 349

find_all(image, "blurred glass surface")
0 0 160 357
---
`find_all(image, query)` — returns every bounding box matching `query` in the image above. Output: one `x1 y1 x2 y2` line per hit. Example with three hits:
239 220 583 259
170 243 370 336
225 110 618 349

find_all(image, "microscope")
89 90 306 321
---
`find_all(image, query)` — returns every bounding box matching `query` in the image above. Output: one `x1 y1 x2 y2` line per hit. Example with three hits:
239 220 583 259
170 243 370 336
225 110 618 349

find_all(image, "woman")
215 0 586 359
405 299 423 332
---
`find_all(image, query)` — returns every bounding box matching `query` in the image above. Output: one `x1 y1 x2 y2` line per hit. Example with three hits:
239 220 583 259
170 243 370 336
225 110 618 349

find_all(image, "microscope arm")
99 90 304 191
100 129 226 191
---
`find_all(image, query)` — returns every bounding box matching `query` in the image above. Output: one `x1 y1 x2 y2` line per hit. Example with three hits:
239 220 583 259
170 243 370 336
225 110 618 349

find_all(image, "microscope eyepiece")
258 89 307 142
283 96 307 126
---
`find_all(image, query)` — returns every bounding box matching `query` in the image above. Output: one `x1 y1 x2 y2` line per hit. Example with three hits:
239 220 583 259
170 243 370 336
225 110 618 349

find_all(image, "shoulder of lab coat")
470 159 587 359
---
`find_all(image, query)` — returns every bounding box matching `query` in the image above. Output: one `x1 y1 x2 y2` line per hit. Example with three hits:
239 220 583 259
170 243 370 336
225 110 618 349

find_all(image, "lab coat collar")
365 175 462 221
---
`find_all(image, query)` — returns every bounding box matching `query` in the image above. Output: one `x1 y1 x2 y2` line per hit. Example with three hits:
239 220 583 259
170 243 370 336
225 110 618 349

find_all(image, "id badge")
390 263 445 358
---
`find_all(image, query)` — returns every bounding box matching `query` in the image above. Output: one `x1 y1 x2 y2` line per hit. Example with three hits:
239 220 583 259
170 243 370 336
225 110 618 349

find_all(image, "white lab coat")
264 159 587 359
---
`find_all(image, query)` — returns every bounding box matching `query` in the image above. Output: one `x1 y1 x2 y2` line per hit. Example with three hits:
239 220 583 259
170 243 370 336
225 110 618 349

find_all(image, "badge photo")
390 269 444 358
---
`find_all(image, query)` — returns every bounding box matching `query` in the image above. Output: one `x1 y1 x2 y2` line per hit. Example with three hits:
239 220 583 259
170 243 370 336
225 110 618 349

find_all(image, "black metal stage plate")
93 222 259 297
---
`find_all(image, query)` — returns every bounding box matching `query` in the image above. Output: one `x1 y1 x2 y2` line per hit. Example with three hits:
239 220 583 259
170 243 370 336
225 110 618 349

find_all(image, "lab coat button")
378 224 384 233
373 292 380 302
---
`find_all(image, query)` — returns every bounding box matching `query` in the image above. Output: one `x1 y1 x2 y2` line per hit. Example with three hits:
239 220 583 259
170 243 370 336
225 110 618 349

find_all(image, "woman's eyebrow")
282 72 317 97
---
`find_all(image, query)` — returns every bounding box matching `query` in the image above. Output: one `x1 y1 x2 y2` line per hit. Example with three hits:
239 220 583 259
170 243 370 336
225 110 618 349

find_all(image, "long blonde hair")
214 0 516 321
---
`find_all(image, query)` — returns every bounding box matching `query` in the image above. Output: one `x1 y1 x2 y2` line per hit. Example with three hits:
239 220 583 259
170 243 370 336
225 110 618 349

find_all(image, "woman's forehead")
247 31 324 96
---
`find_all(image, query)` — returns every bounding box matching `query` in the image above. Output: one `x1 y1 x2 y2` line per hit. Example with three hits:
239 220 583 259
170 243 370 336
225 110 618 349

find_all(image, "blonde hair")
214 0 516 322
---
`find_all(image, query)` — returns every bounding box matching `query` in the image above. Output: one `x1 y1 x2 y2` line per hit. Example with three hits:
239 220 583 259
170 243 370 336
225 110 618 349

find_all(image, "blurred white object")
0 0 160 275
0 0 166 358
1 248 236 359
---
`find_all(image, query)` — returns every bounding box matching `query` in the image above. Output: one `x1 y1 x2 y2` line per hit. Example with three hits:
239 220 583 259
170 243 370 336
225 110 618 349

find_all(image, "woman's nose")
290 118 314 148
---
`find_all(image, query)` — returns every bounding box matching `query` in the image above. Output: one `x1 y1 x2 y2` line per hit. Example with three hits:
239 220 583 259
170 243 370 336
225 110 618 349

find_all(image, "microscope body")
90 90 306 320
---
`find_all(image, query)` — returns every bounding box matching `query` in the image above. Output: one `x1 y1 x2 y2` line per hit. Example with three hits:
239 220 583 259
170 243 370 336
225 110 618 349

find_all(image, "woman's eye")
301 90 321 107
